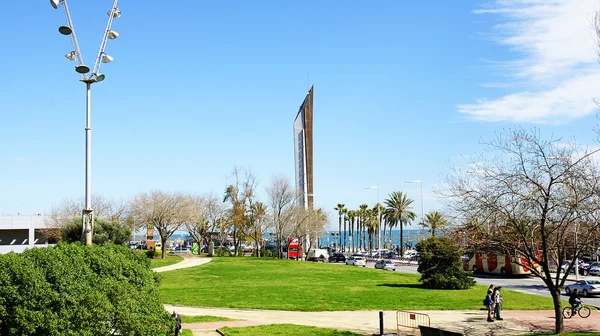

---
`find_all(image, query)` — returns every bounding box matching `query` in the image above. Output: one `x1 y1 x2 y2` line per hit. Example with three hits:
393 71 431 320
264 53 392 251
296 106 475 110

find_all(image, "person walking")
485 289 495 322
172 311 182 336
493 286 503 320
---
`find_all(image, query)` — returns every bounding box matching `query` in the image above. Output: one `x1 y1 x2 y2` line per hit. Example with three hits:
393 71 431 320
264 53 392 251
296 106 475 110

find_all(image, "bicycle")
562 304 591 319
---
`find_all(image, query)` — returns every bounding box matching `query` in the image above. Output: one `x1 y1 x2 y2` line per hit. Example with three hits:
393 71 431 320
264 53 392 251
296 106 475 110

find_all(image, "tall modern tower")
293 86 314 209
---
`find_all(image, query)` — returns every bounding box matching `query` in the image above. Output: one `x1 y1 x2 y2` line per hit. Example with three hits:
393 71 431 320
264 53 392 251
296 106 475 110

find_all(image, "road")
355 261 600 308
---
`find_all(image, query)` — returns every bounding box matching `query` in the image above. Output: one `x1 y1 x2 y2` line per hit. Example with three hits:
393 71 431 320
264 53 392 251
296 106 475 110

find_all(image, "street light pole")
50 0 121 245
364 186 381 259
405 180 424 233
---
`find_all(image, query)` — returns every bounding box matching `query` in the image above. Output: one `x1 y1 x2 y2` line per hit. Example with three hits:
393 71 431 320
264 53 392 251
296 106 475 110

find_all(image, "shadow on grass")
376 283 422 289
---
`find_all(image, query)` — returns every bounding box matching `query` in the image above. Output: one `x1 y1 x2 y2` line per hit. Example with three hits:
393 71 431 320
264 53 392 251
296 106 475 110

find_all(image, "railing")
396 310 430 333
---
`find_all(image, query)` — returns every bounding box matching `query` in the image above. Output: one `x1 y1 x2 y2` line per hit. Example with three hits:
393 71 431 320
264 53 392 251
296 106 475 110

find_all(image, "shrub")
146 249 158 259
0 243 172 335
61 218 131 245
215 248 232 257
416 236 476 290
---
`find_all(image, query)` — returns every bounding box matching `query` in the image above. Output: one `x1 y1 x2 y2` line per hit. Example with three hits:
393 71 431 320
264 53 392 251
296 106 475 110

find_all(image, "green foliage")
215 247 232 257
416 236 476 290
146 249 158 259
0 243 172 335
60 218 132 245
159 258 553 311
220 324 363 336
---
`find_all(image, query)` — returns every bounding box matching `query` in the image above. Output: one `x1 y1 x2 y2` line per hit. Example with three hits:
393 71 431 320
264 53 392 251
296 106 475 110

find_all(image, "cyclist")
569 288 582 315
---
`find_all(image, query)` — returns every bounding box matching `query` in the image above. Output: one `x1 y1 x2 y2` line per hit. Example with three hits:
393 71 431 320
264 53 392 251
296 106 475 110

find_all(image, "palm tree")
334 204 346 251
348 210 356 252
424 211 448 236
342 208 348 252
384 208 397 251
372 203 385 250
359 204 369 251
384 192 416 256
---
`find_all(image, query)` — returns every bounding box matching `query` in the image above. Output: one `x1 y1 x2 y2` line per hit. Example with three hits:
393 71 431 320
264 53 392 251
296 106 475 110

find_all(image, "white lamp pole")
50 0 121 245
364 186 381 259
406 180 424 234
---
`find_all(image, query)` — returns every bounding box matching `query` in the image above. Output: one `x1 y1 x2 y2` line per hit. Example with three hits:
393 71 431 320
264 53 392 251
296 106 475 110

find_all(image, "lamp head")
95 73 106 82
64 51 77 61
101 53 113 63
107 30 119 39
58 26 72 35
109 8 122 18
50 0 60 9
75 65 90 74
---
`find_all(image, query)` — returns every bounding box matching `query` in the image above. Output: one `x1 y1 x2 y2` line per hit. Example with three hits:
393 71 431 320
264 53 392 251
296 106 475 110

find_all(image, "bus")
287 238 302 260
463 246 540 276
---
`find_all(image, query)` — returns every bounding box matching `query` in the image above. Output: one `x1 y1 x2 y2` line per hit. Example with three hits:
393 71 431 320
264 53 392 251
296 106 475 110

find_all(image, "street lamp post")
364 186 381 259
405 180 424 234
50 0 121 245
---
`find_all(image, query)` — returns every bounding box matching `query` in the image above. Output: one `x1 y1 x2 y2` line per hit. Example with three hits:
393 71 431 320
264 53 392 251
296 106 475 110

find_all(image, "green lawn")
180 315 236 323
150 255 183 269
219 324 363 336
159 258 556 311
180 330 193 336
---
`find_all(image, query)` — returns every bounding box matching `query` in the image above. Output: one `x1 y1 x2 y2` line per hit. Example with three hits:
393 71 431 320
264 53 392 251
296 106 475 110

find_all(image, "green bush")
0 243 172 335
146 249 158 259
416 236 476 290
61 218 131 245
215 247 232 257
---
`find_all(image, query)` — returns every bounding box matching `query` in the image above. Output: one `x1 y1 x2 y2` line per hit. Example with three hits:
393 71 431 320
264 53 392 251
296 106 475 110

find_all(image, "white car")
374 259 396 271
346 256 367 267
589 266 600 276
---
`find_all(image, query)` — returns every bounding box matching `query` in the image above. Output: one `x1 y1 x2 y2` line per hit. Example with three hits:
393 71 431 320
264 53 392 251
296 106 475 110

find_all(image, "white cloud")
459 0 600 123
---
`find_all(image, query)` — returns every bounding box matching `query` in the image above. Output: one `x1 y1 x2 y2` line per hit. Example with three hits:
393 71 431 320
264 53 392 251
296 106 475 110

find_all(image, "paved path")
159 258 600 335
166 305 600 335
154 255 212 273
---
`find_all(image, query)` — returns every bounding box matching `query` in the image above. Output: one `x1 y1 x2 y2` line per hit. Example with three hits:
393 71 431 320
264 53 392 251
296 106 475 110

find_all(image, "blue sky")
1 0 599 229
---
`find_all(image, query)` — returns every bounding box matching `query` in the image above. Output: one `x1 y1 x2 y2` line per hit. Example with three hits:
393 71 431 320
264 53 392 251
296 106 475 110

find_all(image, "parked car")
564 280 600 297
170 247 191 254
345 256 366 267
374 259 396 271
589 266 600 276
328 252 346 263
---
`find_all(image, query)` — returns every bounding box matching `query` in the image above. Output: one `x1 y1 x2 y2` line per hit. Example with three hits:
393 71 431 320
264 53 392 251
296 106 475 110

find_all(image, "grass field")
150 255 183 269
219 324 363 336
180 315 235 323
159 258 556 311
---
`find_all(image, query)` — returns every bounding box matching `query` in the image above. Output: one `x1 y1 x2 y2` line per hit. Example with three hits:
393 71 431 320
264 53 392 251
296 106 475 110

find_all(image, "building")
0 215 56 253
293 86 314 209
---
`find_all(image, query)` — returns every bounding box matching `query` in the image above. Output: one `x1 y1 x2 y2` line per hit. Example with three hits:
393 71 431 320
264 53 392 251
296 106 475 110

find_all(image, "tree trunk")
338 215 342 251
389 225 393 252
551 287 564 333
343 219 347 253
161 235 167 259
400 220 404 256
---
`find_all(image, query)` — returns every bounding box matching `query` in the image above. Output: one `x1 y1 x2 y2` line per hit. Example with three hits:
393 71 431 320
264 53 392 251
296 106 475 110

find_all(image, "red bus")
287 238 302 260
464 246 540 276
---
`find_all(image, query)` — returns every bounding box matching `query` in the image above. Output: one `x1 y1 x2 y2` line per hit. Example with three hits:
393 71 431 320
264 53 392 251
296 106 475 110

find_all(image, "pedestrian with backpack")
485 289 495 322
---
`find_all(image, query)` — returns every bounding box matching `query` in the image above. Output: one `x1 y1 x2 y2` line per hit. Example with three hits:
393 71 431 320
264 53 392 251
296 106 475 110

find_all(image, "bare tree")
186 194 226 255
130 191 195 259
445 128 600 333
223 167 257 256
45 195 128 242
267 174 296 258
291 206 329 258
244 201 268 257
